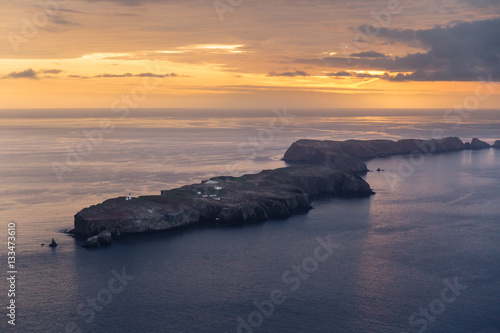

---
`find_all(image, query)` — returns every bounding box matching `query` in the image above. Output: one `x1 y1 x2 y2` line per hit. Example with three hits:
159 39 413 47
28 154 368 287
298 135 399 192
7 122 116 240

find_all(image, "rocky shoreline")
73 137 495 248
284 137 492 172
73 166 373 245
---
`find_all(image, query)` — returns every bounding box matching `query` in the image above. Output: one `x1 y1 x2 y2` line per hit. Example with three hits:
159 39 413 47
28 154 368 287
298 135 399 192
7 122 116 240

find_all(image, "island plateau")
73 137 494 246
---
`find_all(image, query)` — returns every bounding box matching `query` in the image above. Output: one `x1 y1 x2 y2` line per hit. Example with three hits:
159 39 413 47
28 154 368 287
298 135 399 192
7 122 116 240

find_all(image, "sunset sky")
1 0 500 109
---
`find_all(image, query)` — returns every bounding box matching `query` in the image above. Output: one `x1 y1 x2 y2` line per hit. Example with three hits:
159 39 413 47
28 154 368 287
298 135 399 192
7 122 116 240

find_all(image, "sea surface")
0 108 499 333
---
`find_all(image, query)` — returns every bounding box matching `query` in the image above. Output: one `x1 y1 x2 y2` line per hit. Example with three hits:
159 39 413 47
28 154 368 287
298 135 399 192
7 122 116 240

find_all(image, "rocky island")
73 137 495 247
74 166 373 242
283 136 487 172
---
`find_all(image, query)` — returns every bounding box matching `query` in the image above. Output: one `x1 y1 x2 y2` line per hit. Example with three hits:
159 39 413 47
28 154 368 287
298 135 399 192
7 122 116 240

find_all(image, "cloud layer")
72 72 184 78
298 19 500 81
268 70 311 77
2 69 63 79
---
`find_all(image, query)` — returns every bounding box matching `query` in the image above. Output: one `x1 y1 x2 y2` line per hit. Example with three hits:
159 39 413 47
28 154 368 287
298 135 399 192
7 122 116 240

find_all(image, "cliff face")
74 166 373 237
284 137 466 172
468 138 491 150
75 136 496 240
493 140 500 149
74 195 201 237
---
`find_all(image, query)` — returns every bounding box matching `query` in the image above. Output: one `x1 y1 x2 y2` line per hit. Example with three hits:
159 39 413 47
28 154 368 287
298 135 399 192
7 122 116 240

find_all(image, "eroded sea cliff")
74 166 372 238
74 137 494 245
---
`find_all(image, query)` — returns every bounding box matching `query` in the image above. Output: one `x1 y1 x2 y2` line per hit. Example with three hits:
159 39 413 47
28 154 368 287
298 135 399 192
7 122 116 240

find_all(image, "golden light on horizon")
0 1 499 109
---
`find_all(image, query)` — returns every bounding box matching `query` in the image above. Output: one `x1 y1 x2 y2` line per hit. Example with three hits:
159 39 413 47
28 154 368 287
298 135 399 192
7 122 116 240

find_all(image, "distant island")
284 136 492 172
73 137 496 247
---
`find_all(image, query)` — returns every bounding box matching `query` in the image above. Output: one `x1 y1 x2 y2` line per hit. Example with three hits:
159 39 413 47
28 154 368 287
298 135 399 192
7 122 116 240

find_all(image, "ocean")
0 108 499 333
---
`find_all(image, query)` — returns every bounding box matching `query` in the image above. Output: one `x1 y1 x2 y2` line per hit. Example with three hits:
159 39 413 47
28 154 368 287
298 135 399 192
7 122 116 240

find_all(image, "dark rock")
74 165 373 236
97 230 112 246
48 239 58 247
284 137 465 172
82 236 100 249
41 244 44 246
81 231 113 249
111 229 123 240
464 142 471 150
493 140 500 149
469 138 491 150
339 174 375 196
75 137 476 240
63 228 76 238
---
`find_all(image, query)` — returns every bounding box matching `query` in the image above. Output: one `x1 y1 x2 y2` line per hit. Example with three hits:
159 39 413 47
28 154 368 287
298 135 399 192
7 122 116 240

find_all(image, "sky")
1 0 500 109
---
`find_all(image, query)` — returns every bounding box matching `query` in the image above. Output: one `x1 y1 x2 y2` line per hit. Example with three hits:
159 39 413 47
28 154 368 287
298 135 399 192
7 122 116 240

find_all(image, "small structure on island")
125 193 132 201
48 238 58 248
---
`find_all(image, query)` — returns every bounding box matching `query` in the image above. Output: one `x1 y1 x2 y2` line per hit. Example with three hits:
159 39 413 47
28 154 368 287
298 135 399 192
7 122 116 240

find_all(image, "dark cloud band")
297 18 500 81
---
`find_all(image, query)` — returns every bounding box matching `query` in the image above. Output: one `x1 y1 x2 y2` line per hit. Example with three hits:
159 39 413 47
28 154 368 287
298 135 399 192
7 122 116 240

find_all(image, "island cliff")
74 136 495 244
74 166 373 238
284 137 489 172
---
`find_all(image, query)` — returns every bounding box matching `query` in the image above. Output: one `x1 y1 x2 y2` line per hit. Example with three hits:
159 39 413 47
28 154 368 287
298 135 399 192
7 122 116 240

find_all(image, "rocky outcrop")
468 138 491 150
98 230 112 246
74 166 373 238
81 230 113 248
82 236 100 248
493 140 500 149
75 136 497 245
284 137 467 172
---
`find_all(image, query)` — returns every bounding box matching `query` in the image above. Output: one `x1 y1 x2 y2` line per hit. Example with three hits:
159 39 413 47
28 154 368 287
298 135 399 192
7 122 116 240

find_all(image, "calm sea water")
0 109 499 333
